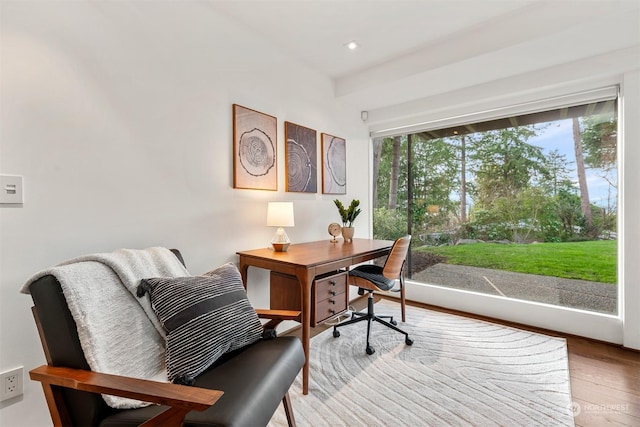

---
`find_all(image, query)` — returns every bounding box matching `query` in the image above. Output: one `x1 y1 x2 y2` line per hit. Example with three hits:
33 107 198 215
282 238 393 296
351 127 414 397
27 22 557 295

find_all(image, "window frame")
370 85 626 344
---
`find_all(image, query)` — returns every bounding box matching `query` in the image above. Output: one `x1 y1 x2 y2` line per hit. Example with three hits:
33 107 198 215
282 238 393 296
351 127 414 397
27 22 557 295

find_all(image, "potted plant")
334 199 361 242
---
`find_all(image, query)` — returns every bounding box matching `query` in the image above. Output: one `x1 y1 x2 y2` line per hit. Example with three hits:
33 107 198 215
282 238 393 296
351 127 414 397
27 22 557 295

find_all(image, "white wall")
0 2 370 425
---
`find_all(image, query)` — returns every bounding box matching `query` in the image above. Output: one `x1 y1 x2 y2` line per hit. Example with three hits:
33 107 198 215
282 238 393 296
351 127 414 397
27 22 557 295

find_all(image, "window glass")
373 97 618 314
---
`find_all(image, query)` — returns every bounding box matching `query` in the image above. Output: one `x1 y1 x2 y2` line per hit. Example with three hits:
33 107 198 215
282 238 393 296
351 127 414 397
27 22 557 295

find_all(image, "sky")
529 118 617 210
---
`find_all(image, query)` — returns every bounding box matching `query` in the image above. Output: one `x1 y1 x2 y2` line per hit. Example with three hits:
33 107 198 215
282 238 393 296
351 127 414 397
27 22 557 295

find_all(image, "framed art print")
233 104 277 191
321 133 346 194
285 121 317 193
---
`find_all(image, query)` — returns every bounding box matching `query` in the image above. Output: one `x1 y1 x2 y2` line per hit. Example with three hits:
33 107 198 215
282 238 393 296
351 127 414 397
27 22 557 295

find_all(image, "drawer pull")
330 281 336 286
329 299 336 304
329 290 337 296
329 309 336 315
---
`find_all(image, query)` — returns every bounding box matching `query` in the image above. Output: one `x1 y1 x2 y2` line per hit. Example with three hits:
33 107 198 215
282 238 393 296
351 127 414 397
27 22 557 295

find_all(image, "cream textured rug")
270 299 574 426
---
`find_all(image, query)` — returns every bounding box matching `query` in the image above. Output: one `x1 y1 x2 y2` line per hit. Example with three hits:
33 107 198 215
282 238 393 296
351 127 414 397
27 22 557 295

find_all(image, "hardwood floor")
291 295 640 427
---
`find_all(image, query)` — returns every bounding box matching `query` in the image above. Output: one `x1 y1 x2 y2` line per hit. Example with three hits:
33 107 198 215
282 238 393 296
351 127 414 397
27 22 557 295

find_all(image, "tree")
460 135 467 223
388 136 401 209
581 114 617 171
371 138 384 209
374 137 396 210
541 149 573 196
373 134 459 238
572 117 592 229
470 126 547 208
581 114 618 220
409 134 459 233
554 186 583 238
493 187 551 242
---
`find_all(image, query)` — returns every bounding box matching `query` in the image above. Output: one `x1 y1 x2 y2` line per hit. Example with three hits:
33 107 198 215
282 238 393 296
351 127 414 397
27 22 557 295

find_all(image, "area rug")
269 299 574 426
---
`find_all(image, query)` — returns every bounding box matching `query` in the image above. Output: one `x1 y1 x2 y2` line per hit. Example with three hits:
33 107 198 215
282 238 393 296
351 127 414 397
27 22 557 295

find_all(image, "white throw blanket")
22 247 190 409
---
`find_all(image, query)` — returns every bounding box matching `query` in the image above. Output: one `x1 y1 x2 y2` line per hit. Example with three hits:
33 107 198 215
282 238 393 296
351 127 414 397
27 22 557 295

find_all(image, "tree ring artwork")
322 133 346 194
285 122 317 193
239 128 274 177
233 104 277 190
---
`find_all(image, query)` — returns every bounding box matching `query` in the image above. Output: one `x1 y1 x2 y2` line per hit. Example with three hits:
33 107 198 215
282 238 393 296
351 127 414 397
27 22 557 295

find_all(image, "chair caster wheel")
366 346 375 355
333 330 340 338
390 319 397 326
405 336 414 346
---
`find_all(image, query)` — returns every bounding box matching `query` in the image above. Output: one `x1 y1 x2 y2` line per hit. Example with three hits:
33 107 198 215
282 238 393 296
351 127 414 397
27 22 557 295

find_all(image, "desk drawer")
314 296 347 325
314 272 347 300
312 271 347 326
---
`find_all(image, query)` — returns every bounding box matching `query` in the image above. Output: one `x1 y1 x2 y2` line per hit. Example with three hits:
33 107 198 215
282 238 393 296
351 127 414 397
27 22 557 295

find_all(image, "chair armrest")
255 308 301 321
30 365 222 411
255 309 301 331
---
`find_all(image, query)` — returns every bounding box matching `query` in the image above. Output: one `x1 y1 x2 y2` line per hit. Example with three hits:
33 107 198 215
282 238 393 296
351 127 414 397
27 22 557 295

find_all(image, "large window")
373 92 618 315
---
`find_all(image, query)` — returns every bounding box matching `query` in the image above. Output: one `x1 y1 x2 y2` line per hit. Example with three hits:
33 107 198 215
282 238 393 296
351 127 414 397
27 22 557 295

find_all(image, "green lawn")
415 240 617 284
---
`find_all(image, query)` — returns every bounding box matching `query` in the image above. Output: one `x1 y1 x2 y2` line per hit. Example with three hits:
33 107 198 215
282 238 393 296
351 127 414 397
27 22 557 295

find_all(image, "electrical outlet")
0 367 23 401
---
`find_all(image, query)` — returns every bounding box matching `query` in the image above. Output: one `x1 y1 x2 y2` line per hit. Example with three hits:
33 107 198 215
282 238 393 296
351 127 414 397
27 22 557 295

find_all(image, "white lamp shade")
267 202 295 227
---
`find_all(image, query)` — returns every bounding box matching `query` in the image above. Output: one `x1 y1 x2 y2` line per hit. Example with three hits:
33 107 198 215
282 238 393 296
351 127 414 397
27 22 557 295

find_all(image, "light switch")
0 175 24 204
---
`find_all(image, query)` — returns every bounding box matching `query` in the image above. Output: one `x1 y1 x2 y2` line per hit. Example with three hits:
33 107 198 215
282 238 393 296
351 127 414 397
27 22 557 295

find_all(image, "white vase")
342 227 355 242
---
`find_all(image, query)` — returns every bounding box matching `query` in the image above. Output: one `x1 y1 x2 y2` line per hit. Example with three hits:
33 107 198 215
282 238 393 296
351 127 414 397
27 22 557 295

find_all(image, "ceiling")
208 0 640 114
210 0 536 78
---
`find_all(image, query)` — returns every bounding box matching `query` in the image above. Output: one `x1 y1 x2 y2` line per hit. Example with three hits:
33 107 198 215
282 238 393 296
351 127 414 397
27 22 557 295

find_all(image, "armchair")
26 249 305 427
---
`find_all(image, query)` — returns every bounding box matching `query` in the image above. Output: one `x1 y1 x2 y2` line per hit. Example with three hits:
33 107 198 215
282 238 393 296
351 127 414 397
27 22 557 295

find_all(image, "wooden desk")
237 238 393 395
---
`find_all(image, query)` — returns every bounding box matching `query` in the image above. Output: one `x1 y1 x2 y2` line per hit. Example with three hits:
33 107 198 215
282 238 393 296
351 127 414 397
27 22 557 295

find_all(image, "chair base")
333 293 413 355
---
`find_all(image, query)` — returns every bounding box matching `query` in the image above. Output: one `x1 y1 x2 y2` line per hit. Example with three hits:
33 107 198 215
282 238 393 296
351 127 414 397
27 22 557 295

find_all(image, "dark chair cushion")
98 336 305 427
349 264 395 291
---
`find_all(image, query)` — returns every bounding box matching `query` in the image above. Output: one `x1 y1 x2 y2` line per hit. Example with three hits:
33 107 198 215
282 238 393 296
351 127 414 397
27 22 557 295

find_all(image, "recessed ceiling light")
345 41 359 50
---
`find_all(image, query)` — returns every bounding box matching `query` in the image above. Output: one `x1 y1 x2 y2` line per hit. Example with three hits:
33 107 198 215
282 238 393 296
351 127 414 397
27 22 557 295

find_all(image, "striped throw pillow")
137 263 263 384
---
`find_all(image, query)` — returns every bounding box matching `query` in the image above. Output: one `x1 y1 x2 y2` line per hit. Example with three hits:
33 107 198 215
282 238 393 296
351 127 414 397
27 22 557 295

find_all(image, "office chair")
333 235 413 355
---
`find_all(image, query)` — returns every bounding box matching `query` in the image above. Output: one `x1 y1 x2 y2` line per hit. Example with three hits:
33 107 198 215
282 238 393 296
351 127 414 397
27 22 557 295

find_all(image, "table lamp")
267 202 295 252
